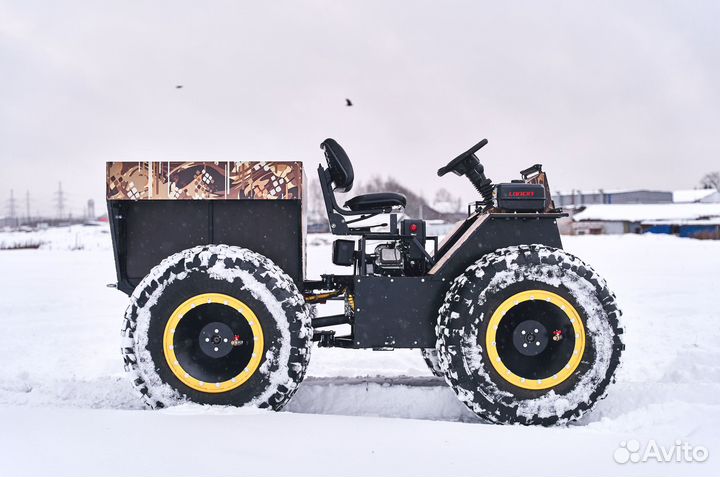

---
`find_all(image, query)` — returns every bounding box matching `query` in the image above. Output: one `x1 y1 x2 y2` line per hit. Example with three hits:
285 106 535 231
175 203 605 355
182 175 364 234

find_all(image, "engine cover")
372 243 404 276
496 183 546 211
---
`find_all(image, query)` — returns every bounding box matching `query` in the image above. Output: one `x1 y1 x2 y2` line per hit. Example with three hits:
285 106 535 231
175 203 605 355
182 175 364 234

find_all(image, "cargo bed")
106 161 305 294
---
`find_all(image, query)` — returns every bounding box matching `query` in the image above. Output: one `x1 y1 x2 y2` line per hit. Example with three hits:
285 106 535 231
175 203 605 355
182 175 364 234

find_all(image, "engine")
371 243 404 276
367 219 429 277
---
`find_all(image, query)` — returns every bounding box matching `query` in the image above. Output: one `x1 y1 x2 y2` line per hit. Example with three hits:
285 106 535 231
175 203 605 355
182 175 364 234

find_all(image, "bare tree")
306 177 326 223
433 188 462 213
700 172 720 190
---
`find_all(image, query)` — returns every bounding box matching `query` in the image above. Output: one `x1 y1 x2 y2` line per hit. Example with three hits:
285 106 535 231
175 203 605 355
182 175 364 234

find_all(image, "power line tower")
25 190 31 223
86 199 95 220
55 182 66 220
8 189 17 225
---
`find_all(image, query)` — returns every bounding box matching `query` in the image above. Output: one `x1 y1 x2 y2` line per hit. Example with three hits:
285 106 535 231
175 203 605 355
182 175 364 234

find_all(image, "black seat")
345 192 407 212
319 138 406 234
321 138 354 193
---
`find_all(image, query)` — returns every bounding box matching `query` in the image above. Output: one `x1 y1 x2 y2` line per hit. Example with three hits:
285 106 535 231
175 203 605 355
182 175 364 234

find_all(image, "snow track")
0 372 476 421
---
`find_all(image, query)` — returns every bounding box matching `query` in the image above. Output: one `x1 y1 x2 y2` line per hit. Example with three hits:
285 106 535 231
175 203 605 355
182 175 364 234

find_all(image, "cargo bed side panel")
107 161 305 295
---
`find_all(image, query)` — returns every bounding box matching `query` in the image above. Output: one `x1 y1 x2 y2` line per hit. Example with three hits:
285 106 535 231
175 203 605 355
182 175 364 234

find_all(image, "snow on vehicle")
106 139 624 425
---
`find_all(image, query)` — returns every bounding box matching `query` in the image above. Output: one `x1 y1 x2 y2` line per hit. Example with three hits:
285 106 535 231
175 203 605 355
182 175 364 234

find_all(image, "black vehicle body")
324 214 564 349
107 141 566 350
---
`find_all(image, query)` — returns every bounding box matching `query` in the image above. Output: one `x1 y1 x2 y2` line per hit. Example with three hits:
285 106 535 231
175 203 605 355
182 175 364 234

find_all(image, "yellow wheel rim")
485 289 585 390
163 293 264 393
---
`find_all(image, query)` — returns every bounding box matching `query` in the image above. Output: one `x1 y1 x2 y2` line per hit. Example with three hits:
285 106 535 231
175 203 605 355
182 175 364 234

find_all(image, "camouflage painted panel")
526 171 553 210
106 161 303 200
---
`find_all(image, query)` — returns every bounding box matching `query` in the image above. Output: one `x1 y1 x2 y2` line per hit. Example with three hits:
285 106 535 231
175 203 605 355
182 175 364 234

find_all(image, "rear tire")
121 244 312 409
437 244 623 425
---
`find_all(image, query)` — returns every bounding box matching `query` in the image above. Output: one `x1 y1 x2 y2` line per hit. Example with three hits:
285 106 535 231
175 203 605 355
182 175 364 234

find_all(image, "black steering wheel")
437 138 488 177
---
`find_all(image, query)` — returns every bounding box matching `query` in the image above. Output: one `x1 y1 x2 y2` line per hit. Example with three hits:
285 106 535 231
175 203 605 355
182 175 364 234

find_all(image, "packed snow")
0 226 719 476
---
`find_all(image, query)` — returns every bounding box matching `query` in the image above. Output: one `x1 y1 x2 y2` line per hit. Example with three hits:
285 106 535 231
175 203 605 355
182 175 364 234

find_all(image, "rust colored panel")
106 161 303 201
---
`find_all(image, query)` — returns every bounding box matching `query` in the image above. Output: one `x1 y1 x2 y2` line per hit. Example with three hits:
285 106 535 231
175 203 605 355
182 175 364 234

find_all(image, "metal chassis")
305 211 566 349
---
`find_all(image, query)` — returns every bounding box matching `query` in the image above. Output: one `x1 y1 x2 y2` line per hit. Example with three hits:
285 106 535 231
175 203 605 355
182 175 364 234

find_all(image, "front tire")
437 244 623 425
121 244 312 410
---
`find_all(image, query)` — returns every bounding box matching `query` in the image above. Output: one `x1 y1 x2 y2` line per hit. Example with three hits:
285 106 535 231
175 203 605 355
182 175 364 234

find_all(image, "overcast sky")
1 1 719 217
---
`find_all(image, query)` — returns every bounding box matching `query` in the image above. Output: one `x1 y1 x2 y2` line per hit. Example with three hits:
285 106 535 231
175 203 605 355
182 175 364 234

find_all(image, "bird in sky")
345 98 353 107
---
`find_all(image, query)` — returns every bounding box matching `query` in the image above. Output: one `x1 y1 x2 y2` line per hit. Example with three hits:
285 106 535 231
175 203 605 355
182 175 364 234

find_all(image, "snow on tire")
420 349 444 378
120 244 312 410
436 244 624 426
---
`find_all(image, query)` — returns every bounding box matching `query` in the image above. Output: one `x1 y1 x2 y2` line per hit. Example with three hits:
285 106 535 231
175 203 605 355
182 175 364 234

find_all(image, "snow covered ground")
0 223 111 251
0 227 719 476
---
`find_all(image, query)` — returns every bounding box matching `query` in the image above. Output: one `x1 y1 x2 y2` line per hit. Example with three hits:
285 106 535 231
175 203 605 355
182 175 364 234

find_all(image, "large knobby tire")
436 244 623 426
121 244 312 410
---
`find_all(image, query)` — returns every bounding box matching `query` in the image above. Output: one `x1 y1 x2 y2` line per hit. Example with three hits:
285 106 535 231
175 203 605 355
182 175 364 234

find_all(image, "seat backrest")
321 138 354 192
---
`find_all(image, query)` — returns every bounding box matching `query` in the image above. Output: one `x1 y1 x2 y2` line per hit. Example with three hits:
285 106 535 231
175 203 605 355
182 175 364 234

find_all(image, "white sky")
1 1 719 217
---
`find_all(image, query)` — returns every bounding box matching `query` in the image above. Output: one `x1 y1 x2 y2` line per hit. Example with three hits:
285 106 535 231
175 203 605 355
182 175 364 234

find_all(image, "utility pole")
55 182 66 220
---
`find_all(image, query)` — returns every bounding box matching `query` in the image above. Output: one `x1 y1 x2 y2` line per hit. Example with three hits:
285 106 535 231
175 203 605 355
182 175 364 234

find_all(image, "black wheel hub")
198 322 234 358
512 320 548 356
494 299 577 381
172 303 255 383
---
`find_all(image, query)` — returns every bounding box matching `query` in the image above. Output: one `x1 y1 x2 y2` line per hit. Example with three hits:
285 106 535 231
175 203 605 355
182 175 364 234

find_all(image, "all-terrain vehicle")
107 139 623 425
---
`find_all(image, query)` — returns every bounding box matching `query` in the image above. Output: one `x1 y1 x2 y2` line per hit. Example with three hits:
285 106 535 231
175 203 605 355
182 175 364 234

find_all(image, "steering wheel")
437 138 488 177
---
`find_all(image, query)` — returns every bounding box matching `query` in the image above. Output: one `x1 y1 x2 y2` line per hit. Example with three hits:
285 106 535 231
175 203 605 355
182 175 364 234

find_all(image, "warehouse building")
553 189 673 207
673 189 720 203
566 203 720 239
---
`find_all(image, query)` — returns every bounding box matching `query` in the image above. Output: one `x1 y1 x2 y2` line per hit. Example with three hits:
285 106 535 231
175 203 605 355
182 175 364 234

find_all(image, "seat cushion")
344 192 407 212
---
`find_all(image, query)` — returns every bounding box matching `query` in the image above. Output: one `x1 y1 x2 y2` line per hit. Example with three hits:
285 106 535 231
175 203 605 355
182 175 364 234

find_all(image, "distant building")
566 203 720 239
553 189 673 207
673 189 720 203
